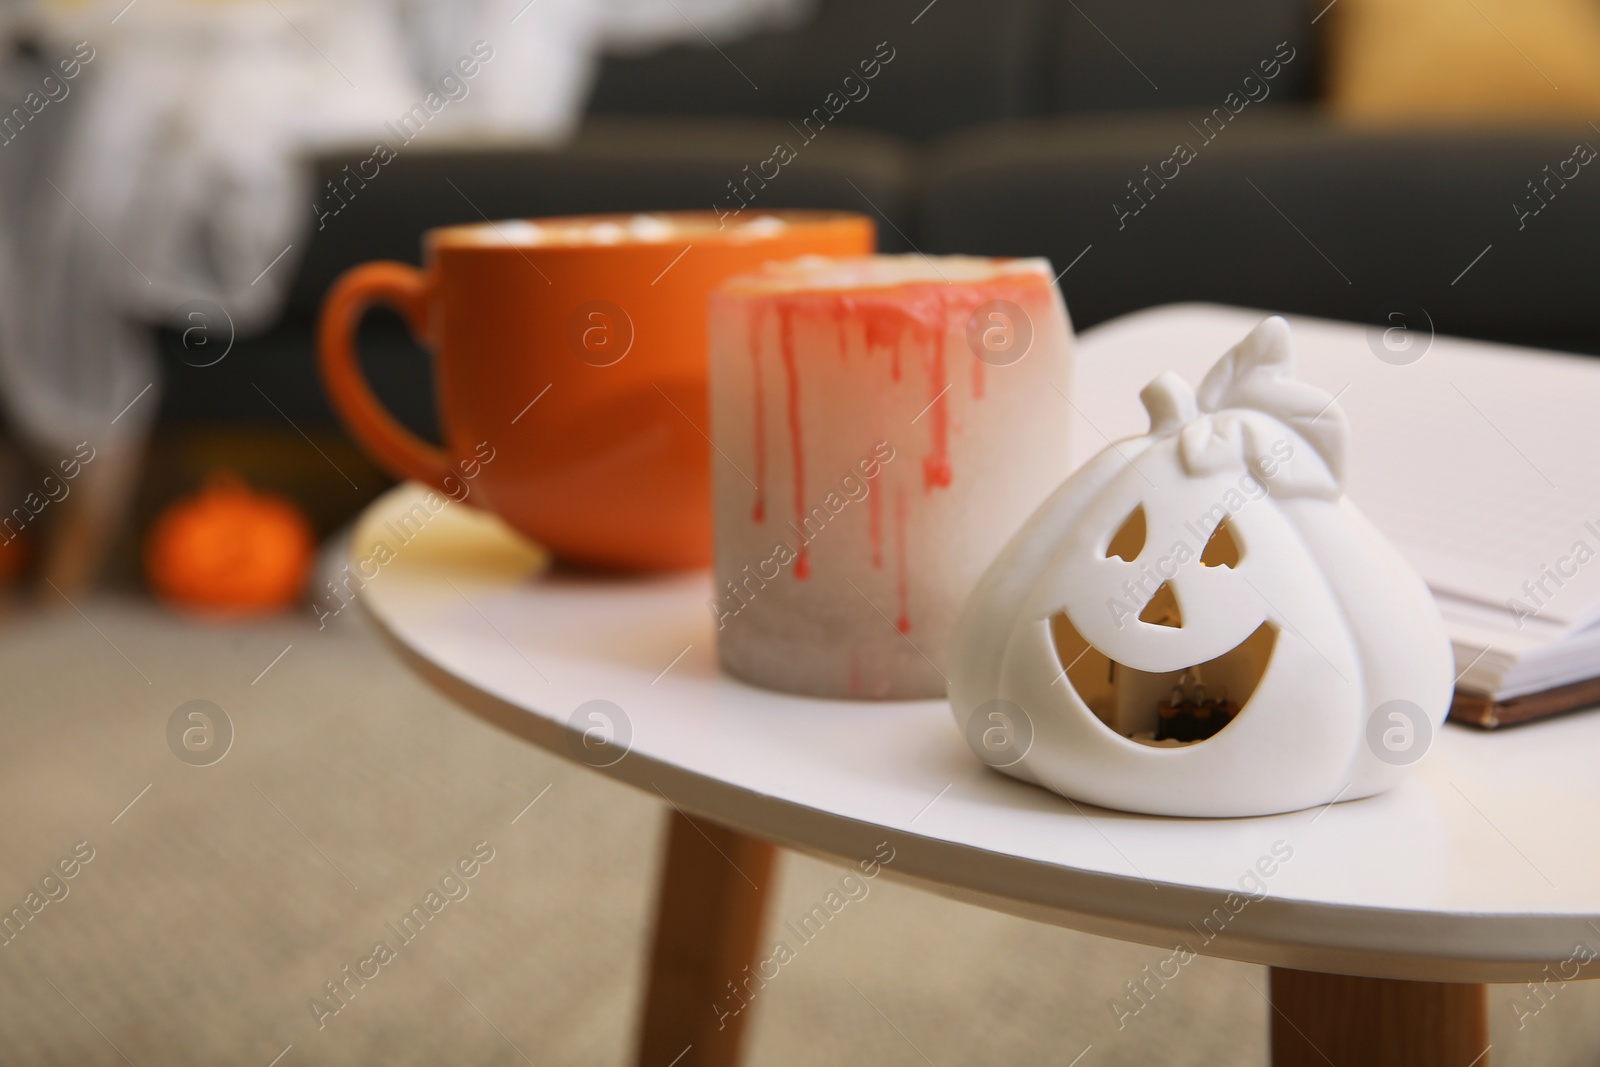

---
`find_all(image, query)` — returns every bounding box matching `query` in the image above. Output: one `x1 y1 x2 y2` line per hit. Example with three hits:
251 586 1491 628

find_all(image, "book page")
1071 305 1600 638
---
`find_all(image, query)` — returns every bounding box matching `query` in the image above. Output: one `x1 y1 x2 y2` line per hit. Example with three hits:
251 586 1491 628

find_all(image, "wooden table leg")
635 809 776 1067
1269 967 1489 1067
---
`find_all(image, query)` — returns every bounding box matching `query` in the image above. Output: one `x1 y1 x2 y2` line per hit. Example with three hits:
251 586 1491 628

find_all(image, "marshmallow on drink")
708 255 1074 699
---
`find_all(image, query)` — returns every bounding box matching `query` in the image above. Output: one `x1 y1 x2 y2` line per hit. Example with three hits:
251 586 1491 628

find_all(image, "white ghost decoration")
948 317 1453 817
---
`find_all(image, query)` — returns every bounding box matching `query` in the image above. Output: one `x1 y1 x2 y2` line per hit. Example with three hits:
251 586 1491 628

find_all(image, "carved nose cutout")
1201 518 1241 568
1107 505 1146 561
1139 581 1182 628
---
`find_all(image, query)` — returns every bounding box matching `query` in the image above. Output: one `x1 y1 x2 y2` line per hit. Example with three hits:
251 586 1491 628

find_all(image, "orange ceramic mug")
319 211 874 570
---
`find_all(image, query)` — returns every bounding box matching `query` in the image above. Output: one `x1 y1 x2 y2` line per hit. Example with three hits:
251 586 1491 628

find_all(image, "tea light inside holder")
708 255 1075 699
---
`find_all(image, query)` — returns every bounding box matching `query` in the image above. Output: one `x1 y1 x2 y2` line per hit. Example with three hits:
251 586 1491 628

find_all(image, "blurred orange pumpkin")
145 473 314 615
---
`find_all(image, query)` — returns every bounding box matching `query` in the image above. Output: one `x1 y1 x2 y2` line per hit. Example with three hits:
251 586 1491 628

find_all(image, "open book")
1072 305 1600 727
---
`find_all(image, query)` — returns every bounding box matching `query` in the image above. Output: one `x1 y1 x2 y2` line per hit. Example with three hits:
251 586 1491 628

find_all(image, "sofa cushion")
920 109 1600 353
587 0 1053 141
1049 0 1317 114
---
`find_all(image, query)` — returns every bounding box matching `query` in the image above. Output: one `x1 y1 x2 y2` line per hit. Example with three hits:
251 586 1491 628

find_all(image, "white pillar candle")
708 255 1075 699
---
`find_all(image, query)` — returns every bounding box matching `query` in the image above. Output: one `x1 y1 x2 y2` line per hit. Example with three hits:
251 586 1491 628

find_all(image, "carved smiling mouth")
1050 613 1277 747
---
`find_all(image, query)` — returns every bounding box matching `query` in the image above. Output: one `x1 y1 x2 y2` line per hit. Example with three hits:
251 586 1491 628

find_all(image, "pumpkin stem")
1139 372 1198 435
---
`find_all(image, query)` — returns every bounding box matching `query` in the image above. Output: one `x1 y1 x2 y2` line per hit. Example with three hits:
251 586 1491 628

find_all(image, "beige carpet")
0 601 1596 1066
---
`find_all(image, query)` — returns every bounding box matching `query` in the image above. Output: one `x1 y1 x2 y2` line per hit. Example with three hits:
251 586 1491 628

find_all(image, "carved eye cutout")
1106 505 1146 561
1201 518 1242 568
1138 580 1182 628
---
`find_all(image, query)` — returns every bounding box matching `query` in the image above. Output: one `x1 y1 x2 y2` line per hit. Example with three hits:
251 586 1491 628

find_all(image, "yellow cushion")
1326 0 1600 124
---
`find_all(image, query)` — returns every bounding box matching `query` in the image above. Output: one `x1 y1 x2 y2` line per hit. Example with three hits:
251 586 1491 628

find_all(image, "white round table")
353 479 1600 1067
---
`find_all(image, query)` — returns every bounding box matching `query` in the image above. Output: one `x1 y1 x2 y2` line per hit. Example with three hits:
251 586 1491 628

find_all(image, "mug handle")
317 262 452 494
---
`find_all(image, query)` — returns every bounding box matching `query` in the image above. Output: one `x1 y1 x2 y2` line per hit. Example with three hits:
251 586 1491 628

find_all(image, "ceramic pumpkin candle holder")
948 317 1454 818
